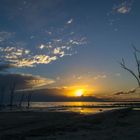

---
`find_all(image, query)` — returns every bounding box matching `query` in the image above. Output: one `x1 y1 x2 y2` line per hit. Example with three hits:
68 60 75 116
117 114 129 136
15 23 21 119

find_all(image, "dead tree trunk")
19 93 24 108
9 81 16 110
27 93 32 109
0 85 5 108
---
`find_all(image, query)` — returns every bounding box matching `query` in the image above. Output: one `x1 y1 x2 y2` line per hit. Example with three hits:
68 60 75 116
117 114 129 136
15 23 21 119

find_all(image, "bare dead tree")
9 80 16 110
27 92 32 109
0 84 6 108
133 46 140 79
120 46 140 87
19 93 25 108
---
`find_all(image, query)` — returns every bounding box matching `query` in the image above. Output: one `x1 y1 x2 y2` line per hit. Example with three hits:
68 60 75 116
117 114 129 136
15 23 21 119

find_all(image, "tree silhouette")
27 92 32 109
9 79 16 110
0 84 6 108
120 46 140 87
19 93 25 108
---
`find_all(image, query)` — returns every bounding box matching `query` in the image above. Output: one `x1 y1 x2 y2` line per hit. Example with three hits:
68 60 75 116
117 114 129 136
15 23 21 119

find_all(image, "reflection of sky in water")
45 107 113 114
23 102 120 114
22 102 140 114
67 107 111 114
29 101 140 108
29 102 114 108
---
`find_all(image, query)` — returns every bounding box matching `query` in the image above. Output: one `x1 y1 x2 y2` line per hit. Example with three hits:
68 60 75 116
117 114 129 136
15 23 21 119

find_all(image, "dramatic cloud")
0 63 14 71
0 73 55 90
0 28 86 68
0 46 30 58
112 1 133 14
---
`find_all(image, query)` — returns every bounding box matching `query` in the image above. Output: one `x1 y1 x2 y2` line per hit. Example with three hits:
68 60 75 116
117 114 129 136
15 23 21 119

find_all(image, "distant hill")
16 88 107 102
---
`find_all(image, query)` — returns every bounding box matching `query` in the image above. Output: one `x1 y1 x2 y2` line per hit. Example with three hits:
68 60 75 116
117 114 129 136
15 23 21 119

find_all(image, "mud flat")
0 108 140 140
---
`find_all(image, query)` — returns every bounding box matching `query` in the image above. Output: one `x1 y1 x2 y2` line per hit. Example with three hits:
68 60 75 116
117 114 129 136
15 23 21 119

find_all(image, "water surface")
22 101 140 114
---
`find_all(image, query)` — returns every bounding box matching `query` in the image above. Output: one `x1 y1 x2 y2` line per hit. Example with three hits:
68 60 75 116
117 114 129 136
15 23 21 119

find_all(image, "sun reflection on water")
68 107 105 114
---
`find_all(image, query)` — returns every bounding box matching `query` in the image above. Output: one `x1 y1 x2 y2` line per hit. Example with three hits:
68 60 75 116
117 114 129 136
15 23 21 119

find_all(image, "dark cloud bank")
0 71 106 102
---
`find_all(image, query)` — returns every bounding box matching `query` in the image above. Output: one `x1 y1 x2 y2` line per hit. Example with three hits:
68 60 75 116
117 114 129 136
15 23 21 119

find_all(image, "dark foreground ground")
0 108 140 140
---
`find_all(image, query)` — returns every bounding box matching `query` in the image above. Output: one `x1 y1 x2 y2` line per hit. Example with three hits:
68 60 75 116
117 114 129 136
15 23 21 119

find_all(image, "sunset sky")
0 0 140 99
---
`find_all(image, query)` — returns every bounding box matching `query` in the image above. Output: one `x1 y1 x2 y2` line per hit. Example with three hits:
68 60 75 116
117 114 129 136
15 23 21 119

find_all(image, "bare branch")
120 58 140 86
132 44 140 53
133 50 140 79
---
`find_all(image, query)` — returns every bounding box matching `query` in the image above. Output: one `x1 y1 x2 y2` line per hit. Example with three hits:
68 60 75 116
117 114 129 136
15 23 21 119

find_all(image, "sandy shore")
0 108 140 140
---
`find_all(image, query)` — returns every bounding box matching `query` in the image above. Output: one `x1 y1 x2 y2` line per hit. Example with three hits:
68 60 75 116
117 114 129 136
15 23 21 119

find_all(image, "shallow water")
22 101 140 114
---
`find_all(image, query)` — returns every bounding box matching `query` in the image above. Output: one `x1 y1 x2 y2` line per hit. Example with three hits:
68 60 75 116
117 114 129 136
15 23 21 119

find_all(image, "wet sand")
0 108 140 140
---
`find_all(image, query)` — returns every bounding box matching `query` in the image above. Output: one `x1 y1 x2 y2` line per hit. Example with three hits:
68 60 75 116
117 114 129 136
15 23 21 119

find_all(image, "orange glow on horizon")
75 89 85 97
63 85 95 97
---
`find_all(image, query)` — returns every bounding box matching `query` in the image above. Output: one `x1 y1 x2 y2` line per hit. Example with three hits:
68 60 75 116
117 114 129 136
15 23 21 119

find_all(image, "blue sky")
0 0 140 98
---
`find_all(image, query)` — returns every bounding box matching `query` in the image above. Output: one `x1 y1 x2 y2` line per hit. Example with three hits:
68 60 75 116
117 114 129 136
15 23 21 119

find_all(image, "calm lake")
23 101 140 114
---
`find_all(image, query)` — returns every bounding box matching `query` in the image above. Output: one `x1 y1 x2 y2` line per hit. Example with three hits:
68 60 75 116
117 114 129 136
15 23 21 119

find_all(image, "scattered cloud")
0 46 30 56
33 55 57 65
93 74 107 80
107 1 133 31
39 44 45 49
72 75 83 80
30 35 35 39
0 13 86 68
38 44 52 50
115 73 121 77
67 18 73 24
77 76 83 80
0 30 86 67
108 18 120 26
0 31 13 42
112 0 133 14
0 46 32 67
56 76 60 81
117 6 131 14
53 47 61 54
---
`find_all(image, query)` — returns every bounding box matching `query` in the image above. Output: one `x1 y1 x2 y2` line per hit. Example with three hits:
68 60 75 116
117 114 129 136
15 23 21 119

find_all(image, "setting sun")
75 89 84 97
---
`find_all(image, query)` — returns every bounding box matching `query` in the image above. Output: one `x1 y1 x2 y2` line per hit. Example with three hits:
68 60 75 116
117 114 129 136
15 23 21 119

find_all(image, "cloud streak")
0 73 55 90
114 87 139 95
